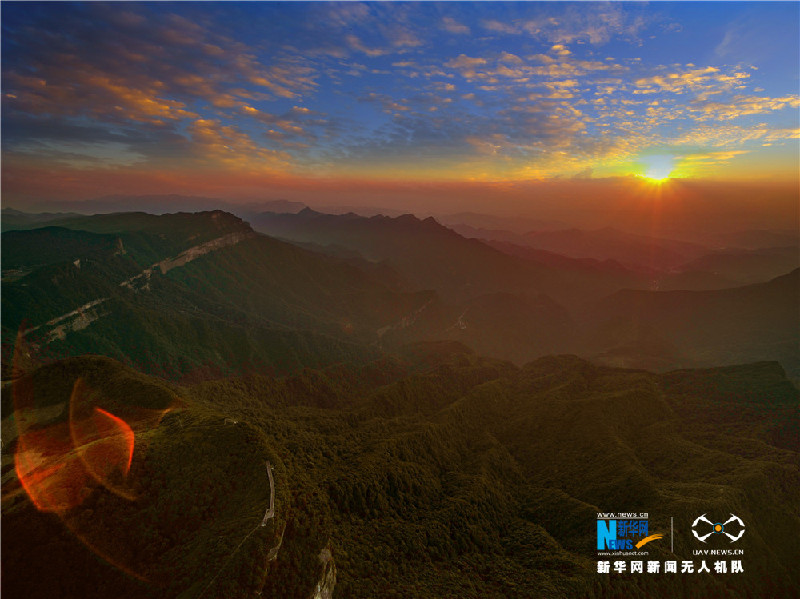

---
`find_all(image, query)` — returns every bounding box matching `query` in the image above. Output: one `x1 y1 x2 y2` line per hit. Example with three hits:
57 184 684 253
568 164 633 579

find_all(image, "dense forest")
3 346 798 598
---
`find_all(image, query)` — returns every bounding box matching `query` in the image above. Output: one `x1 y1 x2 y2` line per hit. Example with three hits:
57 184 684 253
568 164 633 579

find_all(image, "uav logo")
692 514 745 543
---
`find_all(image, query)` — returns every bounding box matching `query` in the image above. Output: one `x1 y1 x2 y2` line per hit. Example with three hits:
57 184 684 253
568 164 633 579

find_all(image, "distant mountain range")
250 208 563 301
249 208 799 375
1 198 307 223
679 246 799 284
588 268 800 373
3 208 798 377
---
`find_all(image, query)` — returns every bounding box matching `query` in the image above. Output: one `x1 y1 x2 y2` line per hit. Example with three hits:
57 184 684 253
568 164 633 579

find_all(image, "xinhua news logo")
597 513 662 553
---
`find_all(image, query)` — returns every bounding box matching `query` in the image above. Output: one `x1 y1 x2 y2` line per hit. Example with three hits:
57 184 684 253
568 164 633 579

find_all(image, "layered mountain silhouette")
3 209 798 378
679 246 799 285
248 209 800 375
445 218 798 289
446 223 709 271
250 208 562 302
589 269 800 375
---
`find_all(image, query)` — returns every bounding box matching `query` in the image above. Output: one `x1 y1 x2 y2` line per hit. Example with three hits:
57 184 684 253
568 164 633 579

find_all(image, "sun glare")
641 173 670 183
639 155 675 182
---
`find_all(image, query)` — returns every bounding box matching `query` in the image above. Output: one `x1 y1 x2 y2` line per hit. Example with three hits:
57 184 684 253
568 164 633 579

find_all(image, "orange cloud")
633 66 750 96
187 118 293 169
694 95 800 120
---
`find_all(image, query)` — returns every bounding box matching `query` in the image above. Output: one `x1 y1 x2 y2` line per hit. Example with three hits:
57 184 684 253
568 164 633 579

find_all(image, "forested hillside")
3 349 798 598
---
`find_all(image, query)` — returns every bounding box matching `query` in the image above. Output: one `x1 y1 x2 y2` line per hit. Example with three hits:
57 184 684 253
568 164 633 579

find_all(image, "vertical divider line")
671 517 674 553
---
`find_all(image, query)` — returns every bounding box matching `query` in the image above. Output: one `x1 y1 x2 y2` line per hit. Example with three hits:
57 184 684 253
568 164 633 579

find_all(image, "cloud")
441 17 470 35
692 95 800 120
1 3 332 173
3 70 198 125
445 54 489 70
8 139 147 169
359 92 411 115
480 4 653 45
385 26 423 49
632 66 751 99
499 52 525 65
667 124 800 148
2 2 796 186
320 2 371 28
345 34 392 57
187 118 292 169
440 50 622 87
678 150 750 171
3 6 319 123
481 19 521 35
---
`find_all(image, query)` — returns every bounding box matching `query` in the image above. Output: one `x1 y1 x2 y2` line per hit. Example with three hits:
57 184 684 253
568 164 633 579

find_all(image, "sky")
2 1 799 220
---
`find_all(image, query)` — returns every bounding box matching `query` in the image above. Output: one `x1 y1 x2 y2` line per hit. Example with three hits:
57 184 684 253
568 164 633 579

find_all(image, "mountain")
2 227 124 276
3 352 798 598
446 222 538 246
437 223 715 273
8 208 794 378
521 227 711 271
1 207 84 231
486 240 633 273
7 197 308 219
247 209 604 363
250 208 687 308
249 208 564 303
435 212 566 234
3 206 798 598
678 245 799 285
380 291 576 365
1 211 429 378
588 269 800 376
491 240 748 293
709 229 799 250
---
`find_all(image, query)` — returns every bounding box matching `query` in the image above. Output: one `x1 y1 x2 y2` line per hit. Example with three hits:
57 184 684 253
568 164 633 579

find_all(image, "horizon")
4 175 798 240
2 1 798 232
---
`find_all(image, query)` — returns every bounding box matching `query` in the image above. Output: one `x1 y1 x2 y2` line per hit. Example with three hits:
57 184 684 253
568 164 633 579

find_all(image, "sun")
640 172 670 184
638 155 675 183
644 167 672 181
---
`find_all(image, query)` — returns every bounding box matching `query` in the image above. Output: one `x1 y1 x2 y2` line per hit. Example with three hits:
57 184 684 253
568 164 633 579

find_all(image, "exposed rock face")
25 230 257 342
120 230 257 290
310 547 336 599
155 231 256 275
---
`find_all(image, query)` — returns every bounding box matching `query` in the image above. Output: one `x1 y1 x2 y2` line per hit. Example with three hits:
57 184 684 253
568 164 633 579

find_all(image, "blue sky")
2 1 798 204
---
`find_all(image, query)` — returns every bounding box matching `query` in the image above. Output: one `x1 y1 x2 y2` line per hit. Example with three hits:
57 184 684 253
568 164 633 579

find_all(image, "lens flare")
14 434 74 512
69 379 137 500
12 377 138 514
7 328 179 583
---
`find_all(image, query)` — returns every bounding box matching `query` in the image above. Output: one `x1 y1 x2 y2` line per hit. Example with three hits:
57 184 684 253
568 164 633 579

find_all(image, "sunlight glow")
640 155 675 182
